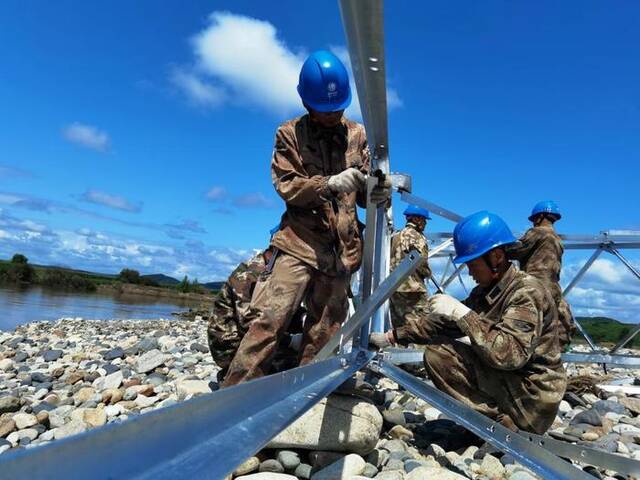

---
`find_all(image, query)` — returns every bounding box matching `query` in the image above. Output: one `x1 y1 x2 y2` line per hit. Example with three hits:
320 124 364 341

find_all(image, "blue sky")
0 1 639 319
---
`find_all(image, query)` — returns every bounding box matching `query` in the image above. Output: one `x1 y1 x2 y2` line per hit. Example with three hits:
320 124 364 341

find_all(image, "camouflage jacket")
396 265 566 415
390 222 431 293
509 225 563 283
209 251 266 342
270 114 370 276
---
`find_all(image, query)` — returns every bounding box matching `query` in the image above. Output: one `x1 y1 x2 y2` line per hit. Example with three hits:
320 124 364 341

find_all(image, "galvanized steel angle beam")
0 351 374 480
521 432 640 477
561 352 640 367
372 360 593 480
400 191 464 223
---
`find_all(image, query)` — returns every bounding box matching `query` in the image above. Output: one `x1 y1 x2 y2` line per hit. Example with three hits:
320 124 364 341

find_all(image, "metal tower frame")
1 2 637 479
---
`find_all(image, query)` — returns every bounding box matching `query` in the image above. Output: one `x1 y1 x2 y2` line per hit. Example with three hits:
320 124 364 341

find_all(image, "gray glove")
328 168 366 194
369 176 392 205
369 331 394 349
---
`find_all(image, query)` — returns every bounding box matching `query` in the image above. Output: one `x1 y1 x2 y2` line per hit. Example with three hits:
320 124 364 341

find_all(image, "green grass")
575 316 640 347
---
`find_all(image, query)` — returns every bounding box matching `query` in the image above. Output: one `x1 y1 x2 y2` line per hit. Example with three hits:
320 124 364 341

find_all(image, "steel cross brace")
0 351 374 480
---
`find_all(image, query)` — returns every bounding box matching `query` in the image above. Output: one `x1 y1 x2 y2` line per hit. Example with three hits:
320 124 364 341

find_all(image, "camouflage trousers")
390 291 429 329
222 252 349 387
423 339 565 434
547 282 576 349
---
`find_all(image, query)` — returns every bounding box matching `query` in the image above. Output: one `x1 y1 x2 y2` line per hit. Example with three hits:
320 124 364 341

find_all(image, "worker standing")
371 211 566 434
223 50 390 386
389 205 432 328
508 201 575 348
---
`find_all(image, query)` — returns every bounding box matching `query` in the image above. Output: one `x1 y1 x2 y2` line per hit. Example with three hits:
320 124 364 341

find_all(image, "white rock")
135 349 167 374
558 400 571 415
40 430 55 441
423 407 442 421
268 396 383 455
48 405 75 428
177 380 210 399
92 370 123 391
54 419 87 439
104 404 124 417
235 474 297 480
613 424 640 435
12 413 38 430
583 393 599 404
310 454 365 480
406 466 468 480
0 359 15 372
135 394 160 408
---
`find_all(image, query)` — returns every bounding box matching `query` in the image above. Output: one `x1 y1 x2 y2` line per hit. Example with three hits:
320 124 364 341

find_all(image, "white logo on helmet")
327 81 338 99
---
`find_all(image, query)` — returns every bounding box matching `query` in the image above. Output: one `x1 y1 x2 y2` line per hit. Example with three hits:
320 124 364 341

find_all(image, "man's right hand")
328 167 366 194
369 331 395 349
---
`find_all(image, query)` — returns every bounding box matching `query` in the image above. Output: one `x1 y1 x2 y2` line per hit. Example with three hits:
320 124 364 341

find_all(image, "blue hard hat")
269 223 281 238
453 211 517 264
529 200 561 221
297 50 352 113
403 205 432 220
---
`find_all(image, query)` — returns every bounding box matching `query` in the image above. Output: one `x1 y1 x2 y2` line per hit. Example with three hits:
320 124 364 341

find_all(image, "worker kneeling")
371 211 567 434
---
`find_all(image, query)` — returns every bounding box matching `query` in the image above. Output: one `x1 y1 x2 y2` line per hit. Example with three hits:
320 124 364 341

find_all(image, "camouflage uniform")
206 251 267 379
509 225 575 347
389 221 431 328
395 265 567 434
222 114 369 387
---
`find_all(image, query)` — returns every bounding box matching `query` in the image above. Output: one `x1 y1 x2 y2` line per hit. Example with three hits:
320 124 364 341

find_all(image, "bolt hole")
370 66 379 72
505 435 511 442
369 57 378 62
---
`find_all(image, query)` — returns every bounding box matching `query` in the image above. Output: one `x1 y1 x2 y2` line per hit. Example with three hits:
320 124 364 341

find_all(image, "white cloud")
170 68 225 108
79 189 142 213
62 123 110 152
205 185 227 201
174 11 402 118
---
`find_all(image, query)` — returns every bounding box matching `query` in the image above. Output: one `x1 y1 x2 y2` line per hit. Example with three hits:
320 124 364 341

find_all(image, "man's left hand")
428 294 471 321
369 176 392 205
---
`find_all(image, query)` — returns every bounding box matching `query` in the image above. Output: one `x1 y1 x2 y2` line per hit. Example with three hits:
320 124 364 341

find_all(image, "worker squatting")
206 50 575 436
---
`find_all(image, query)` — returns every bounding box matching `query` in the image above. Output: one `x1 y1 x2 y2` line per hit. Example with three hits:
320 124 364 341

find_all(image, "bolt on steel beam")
372 360 592 480
0 351 373 480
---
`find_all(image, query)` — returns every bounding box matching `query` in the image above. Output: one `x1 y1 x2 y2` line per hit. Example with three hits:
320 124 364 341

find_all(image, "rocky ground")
0 319 639 479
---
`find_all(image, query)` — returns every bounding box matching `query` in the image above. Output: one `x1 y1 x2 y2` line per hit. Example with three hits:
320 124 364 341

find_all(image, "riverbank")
97 283 215 303
1 318 640 479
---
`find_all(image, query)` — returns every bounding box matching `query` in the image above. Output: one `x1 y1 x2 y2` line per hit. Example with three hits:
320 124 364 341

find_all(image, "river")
0 285 204 332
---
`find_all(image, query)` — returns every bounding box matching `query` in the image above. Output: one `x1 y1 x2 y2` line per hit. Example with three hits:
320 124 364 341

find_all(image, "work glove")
369 176 392 205
288 333 303 352
428 294 471 322
369 330 396 349
328 168 366 194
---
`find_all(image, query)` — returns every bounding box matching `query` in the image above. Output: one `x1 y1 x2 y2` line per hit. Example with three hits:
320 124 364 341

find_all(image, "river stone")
406 466 467 480
103 347 124 361
361 462 378 477
294 464 312 480
12 413 37 430
267 396 383 455
135 394 160 408
65 371 84 385
480 454 505 478
0 396 20 414
84 408 107 428
372 471 403 480
13 352 28 363
176 380 210 399
49 405 75 428
234 457 260 476
613 424 640 435
310 454 365 479
276 450 300 471
0 419 16 438
93 370 123 391
54 419 87 439
74 387 97 404
619 397 640 415
235 474 297 480
365 449 390 468
593 400 629 416
259 459 284 473
134 349 166 374
43 350 63 362
570 409 602 427
0 359 15 371
308 451 346 469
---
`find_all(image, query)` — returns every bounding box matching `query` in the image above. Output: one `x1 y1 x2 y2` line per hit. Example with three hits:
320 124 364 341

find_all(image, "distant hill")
575 316 640 347
203 281 224 291
141 274 180 287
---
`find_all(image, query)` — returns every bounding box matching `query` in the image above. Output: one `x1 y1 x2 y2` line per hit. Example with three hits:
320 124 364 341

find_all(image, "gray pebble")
259 459 284 473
